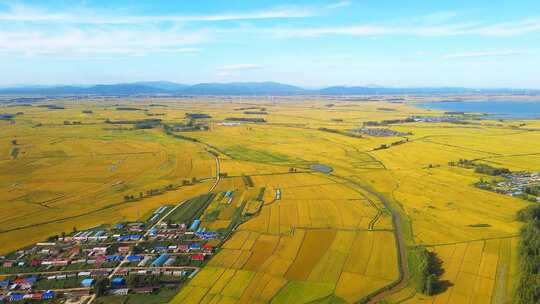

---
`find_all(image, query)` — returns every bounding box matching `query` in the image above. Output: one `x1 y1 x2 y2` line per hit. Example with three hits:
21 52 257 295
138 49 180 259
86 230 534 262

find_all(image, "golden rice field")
172 172 398 303
1 97 537 303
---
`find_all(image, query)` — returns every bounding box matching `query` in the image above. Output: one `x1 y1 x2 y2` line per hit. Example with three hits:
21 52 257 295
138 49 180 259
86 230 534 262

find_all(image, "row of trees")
516 205 540 303
473 163 510 176
449 159 510 176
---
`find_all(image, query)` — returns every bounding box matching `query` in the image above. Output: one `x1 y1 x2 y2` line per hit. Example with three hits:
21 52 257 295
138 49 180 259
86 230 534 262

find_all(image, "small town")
0 203 222 303
476 171 540 201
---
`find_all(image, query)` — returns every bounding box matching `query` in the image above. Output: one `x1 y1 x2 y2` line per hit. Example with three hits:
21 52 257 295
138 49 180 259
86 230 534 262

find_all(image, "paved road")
0 266 199 277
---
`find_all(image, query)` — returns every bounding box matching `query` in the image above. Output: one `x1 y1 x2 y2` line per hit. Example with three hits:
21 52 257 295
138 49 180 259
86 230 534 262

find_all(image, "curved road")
326 174 410 303
363 185 410 303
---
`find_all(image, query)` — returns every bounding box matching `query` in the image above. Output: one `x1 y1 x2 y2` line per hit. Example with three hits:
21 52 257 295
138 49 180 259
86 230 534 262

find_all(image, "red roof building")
31 259 42 267
191 254 205 261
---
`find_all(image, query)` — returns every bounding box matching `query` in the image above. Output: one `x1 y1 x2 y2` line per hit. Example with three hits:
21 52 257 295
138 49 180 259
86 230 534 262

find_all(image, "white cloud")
262 17 540 38
443 50 526 59
0 4 313 24
0 27 208 56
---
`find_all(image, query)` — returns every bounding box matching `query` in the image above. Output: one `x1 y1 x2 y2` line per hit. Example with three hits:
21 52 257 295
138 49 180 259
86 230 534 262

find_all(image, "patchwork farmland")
0 97 536 303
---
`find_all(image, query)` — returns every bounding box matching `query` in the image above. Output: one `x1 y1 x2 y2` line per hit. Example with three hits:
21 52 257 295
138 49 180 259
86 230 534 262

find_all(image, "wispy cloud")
2 1 540 59
263 17 540 38
443 50 526 59
326 1 352 9
0 3 313 24
0 27 208 56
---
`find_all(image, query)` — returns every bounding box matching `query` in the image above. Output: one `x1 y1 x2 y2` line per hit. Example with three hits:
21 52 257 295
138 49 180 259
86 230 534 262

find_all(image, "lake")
416 101 540 119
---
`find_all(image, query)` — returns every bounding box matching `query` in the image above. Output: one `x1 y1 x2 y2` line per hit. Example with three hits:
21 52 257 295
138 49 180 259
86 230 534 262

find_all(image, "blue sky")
1 0 540 88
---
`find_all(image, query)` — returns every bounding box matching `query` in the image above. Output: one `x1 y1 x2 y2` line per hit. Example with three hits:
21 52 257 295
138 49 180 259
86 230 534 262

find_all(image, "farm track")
423 234 519 247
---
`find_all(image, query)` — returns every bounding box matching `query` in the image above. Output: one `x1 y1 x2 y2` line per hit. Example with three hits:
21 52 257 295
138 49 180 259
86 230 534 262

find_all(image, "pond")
310 164 333 174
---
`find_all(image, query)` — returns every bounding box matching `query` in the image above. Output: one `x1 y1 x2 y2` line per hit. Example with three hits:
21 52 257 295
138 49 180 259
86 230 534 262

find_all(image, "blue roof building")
117 235 130 242
189 243 201 251
43 291 55 300
130 234 142 241
9 294 23 302
111 277 125 287
154 246 166 252
151 254 170 267
190 219 201 231
81 278 94 287
107 255 123 262
127 255 143 262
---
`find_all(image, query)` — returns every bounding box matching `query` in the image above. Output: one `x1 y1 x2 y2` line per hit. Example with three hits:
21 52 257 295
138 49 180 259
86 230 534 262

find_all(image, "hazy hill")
0 81 538 96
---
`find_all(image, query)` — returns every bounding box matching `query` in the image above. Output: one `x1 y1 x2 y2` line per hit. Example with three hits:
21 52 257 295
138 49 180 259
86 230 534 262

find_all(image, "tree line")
516 204 540 303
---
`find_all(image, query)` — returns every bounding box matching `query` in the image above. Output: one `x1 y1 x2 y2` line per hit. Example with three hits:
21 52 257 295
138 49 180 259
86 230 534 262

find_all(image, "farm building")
189 219 201 231
189 243 201 251
9 294 24 301
137 256 151 267
43 290 55 300
164 257 176 266
127 255 143 262
151 254 170 267
108 288 129 296
191 254 205 261
111 277 126 288
81 278 94 287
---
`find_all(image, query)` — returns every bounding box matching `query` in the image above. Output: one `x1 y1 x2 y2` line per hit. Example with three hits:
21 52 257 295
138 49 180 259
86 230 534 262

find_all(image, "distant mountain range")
0 81 538 96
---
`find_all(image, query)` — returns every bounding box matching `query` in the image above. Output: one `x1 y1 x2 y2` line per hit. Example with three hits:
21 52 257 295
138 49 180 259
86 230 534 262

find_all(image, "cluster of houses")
477 171 540 201
0 205 224 302
0 277 57 302
1 221 219 272
352 128 411 137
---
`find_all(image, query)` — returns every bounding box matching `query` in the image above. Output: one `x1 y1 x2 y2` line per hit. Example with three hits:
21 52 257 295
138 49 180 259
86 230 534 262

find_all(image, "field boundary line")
422 234 519 247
